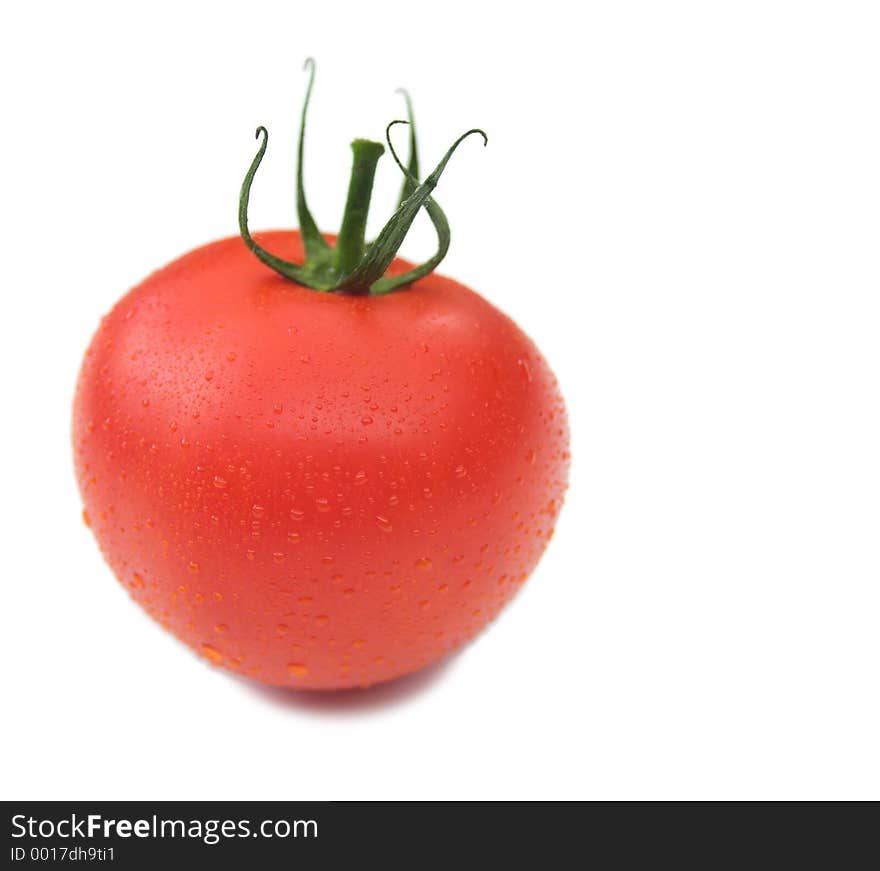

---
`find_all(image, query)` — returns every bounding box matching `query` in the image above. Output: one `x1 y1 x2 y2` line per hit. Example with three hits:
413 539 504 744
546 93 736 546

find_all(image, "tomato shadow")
239 656 457 715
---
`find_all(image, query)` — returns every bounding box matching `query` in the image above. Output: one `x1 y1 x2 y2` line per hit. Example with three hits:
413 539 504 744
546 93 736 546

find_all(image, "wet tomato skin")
72 231 569 689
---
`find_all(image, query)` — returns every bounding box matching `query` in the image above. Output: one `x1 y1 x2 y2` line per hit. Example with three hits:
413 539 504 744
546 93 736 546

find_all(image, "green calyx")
238 58 487 295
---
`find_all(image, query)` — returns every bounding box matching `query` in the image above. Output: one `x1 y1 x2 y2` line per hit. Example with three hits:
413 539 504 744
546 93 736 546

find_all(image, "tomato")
73 62 569 689
72 230 569 688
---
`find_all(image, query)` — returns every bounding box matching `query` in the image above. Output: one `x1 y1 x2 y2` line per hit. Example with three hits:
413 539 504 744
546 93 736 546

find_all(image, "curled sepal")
369 120 452 296
336 127 488 295
394 89 420 208
297 58 330 261
238 127 337 290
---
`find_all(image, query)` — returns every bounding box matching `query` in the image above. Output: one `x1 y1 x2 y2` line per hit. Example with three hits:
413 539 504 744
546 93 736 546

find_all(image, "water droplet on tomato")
375 515 393 533
201 643 223 664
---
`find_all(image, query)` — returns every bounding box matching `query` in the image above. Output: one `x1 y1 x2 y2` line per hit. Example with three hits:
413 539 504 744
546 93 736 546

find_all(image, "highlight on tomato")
73 60 570 689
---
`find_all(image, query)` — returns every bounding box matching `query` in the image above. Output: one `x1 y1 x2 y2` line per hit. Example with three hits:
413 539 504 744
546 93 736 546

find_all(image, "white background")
2 1 878 800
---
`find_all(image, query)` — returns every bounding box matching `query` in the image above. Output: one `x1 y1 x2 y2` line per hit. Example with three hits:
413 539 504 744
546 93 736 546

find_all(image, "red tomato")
72 231 569 689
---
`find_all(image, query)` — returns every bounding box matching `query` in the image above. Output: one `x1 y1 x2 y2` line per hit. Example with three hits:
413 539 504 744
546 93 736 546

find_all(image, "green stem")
336 128 486 294
333 139 385 275
237 59 486 295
